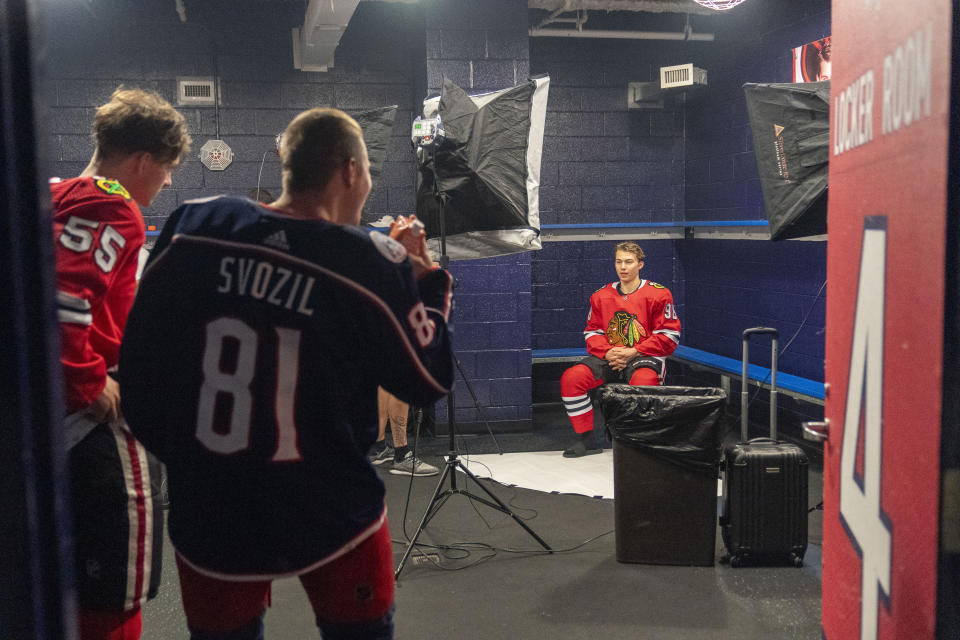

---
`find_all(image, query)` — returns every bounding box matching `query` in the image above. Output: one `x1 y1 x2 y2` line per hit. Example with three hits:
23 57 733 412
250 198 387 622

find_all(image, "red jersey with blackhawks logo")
583 279 681 360
51 176 145 411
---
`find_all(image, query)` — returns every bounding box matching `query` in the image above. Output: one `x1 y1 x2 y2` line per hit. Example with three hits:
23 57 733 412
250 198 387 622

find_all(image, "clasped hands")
605 346 639 371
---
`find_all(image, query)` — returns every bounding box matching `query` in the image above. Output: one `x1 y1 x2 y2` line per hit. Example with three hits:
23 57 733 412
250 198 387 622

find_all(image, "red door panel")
823 2 952 639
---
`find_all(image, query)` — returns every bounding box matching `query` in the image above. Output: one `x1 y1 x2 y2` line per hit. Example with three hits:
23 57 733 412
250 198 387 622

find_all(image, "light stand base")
396 140 548 582
394 445 552 580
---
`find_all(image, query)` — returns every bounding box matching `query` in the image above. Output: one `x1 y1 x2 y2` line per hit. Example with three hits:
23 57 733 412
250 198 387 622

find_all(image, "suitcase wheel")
729 555 742 568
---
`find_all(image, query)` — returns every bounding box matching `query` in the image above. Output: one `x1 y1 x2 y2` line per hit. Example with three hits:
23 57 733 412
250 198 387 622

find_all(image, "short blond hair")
615 241 645 262
92 88 191 164
280 108 365 194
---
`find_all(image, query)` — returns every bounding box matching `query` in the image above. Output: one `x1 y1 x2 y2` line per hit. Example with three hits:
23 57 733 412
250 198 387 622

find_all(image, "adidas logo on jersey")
262 230 290 251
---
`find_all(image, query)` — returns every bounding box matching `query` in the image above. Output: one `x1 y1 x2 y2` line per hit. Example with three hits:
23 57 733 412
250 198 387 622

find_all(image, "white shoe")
389 451 439 477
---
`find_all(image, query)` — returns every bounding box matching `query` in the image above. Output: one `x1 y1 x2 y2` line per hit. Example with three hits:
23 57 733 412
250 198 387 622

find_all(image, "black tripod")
395 132 551 580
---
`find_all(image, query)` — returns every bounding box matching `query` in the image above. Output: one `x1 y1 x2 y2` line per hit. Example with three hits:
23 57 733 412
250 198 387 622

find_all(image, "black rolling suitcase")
720 327 808 567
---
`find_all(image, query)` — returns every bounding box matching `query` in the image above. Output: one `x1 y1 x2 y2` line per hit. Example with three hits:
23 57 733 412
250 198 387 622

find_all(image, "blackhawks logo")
95 178 131 200
606 310 646 347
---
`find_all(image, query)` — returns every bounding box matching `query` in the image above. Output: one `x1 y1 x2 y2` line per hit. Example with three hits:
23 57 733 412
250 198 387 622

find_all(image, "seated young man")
560 241 681 457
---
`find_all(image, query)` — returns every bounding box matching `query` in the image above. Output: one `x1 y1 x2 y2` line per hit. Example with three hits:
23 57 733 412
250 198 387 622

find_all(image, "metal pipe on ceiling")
529 27 714 40
528 0 713 15
533 0 573 29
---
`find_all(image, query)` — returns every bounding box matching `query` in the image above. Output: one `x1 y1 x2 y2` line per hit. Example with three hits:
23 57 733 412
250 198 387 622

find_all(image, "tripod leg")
394 460 454 581
454 461 552 552
454 357 502 454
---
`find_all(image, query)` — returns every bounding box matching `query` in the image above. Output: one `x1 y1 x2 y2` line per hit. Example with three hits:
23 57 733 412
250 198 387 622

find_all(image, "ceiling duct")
529 2 714 40
292 0 361 72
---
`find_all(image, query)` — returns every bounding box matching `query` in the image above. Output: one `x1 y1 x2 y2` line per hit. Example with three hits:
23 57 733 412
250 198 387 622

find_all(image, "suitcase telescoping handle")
741 327 779 442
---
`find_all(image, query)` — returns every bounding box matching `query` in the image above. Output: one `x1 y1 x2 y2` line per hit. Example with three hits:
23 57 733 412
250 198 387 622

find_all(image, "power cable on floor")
391 528 615 573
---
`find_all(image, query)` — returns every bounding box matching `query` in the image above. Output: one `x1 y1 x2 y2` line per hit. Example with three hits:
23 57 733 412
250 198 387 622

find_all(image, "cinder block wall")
42 0 830 433
422 0 534 431
528 12 697 359
680 0 830 379
529 2 829 388
45 0 420 234
44 0 534 433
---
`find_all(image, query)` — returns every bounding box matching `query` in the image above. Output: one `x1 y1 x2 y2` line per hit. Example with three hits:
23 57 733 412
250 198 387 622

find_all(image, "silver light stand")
395 116 551 581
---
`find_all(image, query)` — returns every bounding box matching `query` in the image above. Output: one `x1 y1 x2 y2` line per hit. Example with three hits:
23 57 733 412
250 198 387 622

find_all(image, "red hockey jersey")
52 176 145 411
583 279 681 360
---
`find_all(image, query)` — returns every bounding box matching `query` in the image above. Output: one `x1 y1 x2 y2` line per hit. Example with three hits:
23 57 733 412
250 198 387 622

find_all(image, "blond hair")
279 108 365 194
615 241 645 262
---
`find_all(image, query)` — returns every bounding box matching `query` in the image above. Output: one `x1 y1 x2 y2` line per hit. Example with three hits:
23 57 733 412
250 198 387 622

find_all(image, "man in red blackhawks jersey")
52 88 191 639
120 108 454 639
560 242 681 457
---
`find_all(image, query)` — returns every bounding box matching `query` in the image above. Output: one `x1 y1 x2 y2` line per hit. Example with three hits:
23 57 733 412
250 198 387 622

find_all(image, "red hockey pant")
560 364 659 433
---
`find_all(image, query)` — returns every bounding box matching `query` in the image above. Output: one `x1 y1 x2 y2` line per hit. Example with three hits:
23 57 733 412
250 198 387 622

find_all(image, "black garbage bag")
597 385 726 474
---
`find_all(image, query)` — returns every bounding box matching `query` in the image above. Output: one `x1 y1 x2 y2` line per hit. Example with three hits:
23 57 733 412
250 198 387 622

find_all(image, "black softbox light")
744 81 829 240
414 75 550 260
356 105 397 183
354 105 397 222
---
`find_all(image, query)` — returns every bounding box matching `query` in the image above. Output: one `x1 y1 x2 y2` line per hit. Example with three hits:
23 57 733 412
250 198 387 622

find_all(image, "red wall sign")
824 1 952 639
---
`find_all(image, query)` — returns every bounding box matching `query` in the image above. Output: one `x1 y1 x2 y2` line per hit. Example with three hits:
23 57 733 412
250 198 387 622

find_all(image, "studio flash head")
411 115 444 148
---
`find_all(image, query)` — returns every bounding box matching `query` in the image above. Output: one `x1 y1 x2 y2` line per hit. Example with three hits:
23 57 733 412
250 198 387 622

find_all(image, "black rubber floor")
141 419 824 639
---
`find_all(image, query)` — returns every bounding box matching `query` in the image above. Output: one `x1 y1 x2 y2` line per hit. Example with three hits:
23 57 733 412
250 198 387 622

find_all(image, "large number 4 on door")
840 216 892 640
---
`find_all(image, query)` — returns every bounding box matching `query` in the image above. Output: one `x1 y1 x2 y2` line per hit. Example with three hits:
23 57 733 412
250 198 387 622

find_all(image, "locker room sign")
823 2 951 640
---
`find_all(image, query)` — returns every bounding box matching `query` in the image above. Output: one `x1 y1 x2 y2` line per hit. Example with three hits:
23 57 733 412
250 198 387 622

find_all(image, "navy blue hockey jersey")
120 196 454 578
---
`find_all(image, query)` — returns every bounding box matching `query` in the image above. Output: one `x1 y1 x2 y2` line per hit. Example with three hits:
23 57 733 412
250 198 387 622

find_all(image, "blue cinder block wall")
45 0 421 233
45 0 534 433
43 0 829 432
422 0 533 430
529 1 829 389
530 12 704 354
680 0 830 379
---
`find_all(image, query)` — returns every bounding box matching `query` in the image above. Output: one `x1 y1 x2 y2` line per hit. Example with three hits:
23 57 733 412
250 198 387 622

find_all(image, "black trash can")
598 384 727 566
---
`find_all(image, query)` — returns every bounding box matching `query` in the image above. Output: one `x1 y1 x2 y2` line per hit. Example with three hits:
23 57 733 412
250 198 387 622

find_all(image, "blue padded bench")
531 345 824 405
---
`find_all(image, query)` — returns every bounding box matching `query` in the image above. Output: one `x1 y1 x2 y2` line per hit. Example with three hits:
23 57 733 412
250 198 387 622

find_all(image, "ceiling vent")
660 64 708 90
177 77 217 106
